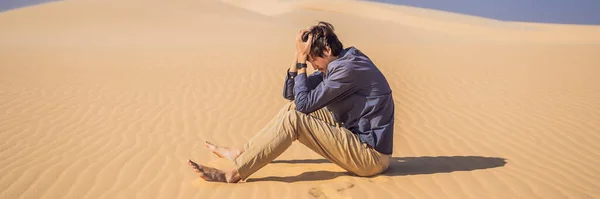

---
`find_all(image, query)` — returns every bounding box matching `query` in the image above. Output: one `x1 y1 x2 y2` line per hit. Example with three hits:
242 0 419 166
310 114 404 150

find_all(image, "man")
188 21 394 183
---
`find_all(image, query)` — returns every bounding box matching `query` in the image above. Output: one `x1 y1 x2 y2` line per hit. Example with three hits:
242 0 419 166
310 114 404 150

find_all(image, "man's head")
302 21 344 73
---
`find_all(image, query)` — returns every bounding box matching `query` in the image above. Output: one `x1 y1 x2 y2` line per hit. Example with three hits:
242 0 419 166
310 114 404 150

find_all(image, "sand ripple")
1 0 600 198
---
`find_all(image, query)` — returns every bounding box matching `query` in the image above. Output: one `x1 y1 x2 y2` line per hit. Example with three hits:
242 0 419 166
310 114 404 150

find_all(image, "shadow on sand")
249 156 507 183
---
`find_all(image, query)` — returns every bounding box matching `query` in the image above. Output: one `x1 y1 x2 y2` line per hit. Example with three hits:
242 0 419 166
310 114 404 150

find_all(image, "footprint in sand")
308 181 355 199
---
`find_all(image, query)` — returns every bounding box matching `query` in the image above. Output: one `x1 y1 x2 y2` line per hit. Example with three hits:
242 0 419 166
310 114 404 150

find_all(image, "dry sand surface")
1 0 600 198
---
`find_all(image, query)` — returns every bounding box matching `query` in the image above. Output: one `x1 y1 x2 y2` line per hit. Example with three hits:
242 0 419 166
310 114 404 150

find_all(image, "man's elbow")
283 86 294 100
283 95 294 101
294 102 312 114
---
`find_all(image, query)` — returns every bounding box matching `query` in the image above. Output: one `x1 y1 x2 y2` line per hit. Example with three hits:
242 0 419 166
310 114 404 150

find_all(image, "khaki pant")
234 101 391 180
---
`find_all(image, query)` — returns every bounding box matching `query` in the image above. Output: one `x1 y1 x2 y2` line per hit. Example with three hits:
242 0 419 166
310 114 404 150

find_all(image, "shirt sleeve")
294 66 356 114
283 70 325 101
307 71 324 89
282 69 297 100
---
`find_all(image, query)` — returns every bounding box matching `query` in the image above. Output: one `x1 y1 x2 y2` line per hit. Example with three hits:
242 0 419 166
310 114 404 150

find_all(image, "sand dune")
1 0 599 198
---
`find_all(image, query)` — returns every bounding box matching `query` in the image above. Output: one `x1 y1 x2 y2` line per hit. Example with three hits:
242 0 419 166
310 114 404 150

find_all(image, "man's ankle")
226 169 241 183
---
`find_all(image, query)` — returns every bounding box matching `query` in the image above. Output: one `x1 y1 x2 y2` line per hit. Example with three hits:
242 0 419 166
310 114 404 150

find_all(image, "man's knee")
283 110 301 123
283 110 309 130
280 110 303 139
286 101 297 111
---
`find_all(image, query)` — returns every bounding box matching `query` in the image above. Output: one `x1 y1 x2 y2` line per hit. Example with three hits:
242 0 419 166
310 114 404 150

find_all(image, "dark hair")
302 21 344 58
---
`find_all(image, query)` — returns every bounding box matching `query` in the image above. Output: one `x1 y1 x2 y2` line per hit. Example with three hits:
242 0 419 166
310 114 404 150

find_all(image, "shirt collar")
325 47 353 75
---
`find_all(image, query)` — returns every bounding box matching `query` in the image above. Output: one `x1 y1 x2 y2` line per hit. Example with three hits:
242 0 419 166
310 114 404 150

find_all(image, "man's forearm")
297 53 307 75
283 53 298 100
290 52 298 73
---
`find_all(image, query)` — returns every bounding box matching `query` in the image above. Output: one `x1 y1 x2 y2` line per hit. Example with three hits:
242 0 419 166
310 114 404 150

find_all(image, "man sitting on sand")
188 21 394 183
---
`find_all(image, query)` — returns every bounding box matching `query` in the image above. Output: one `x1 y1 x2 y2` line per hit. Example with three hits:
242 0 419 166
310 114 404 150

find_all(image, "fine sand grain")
1 0 599 198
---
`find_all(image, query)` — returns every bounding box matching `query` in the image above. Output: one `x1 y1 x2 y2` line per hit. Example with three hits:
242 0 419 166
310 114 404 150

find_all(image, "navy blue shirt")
283 47 394 155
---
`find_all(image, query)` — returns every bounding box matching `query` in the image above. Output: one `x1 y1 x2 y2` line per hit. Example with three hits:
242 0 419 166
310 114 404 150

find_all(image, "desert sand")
1 0 600 198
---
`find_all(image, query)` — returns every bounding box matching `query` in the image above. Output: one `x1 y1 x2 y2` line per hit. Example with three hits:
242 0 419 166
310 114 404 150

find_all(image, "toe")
188 160 205 174
188 160 200 169
205 141 216 149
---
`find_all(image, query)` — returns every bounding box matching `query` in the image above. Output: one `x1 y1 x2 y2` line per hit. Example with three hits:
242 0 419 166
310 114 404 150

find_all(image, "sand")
1 0 599 198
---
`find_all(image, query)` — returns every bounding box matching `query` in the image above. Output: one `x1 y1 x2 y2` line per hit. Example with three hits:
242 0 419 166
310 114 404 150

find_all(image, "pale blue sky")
366 0 600 25
0 0 60 13
2 0 598 25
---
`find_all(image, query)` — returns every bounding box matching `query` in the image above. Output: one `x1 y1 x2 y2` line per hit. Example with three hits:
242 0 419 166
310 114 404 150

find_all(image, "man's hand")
296 29 313 64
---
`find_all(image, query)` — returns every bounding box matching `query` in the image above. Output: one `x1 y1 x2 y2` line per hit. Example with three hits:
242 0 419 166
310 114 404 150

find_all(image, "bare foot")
188 159 240 183
204 141 242 161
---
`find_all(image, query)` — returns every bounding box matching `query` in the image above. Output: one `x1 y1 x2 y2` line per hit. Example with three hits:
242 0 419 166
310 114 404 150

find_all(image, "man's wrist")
296 62 307 69
296 54 307 74
297 55 307 63
296 62 307 75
